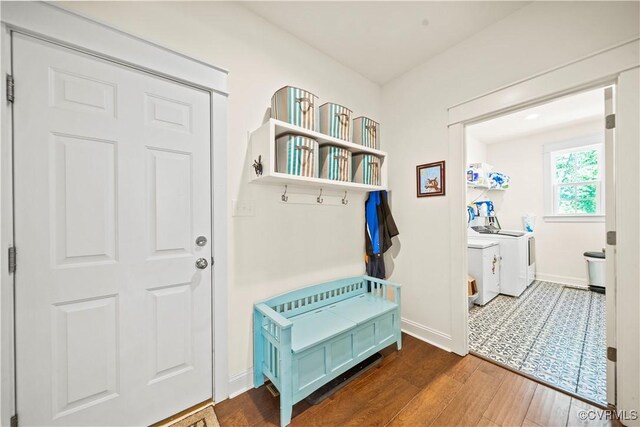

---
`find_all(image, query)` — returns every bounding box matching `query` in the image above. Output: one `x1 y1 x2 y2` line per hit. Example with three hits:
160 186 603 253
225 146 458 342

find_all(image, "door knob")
195 258 208 269
196 236 208 247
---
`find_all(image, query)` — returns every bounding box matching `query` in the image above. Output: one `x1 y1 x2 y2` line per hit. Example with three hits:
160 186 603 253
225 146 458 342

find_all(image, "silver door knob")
195 258 208 269
196 236 208 247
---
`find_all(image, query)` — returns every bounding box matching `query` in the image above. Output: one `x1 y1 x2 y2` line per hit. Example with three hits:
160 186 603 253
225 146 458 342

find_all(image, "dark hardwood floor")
215 333 621 426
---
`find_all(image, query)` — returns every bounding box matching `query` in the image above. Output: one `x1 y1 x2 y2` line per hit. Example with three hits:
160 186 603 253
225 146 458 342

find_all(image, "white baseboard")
536 273 587 288
228 368 254 399
401 318 452 352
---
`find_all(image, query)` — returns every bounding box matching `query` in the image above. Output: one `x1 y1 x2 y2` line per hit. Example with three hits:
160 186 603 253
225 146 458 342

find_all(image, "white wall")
466 135 487 165
482 121 606 286
382 1 640 349
465 134 488 205
59 1 381 394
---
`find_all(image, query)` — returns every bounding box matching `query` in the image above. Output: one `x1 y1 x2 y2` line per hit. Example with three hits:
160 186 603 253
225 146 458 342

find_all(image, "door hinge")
6 74 14 103
607 346 617 362
10 414 17 427
607 231 617 246
8 246 16 274
605 113 615 130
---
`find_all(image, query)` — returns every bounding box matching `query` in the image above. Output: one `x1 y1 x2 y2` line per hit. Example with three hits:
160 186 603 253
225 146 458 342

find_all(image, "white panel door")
13 33 212 426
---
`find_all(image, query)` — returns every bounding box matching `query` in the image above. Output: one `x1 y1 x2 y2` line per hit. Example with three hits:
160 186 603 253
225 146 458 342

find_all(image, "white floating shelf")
467 182 507 191
252 172 384 192
467 182 490 189
272 119 386 157
249 119 388 192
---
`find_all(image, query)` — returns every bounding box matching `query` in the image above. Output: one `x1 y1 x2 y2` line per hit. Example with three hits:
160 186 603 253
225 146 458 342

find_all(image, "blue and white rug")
469 280 606 405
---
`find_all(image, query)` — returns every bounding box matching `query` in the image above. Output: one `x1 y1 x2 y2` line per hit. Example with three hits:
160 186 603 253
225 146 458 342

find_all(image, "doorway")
11 33 214 426
446 37 640 418
1 4 230 425
464 88 610 405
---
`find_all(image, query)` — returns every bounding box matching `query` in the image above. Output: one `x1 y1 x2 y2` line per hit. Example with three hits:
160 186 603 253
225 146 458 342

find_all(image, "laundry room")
465 87 610 405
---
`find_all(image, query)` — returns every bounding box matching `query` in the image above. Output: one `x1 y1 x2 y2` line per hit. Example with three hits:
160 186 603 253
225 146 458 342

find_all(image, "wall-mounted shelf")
467 182 506 191
249 119 388 191
467 182 490 189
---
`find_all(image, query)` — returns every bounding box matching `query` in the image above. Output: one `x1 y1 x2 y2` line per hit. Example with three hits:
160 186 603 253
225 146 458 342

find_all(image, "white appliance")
468 240 500 305
468 228 536 297
584 250 606 292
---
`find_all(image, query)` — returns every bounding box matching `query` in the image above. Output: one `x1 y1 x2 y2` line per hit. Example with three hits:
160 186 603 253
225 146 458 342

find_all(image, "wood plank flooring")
215 333 621 427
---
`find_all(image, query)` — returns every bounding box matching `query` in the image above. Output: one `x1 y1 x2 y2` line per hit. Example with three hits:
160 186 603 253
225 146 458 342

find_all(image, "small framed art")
416 161 446 197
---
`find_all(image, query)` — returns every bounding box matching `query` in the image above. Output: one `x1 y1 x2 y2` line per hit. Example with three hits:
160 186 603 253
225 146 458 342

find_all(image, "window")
544 136 604 222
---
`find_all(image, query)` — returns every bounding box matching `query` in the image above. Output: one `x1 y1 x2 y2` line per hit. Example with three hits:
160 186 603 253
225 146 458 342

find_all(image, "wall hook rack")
281 185 288 202
342 191 348 205
317 188 324 204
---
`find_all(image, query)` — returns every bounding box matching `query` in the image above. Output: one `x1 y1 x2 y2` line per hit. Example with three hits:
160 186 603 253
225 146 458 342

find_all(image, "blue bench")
253 275 402 426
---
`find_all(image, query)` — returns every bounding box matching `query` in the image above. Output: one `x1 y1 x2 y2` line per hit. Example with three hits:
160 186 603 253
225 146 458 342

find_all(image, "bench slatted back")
265 276 367 318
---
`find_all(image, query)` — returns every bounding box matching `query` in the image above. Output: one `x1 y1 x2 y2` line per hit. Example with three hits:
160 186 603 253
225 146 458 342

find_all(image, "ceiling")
467 88 606 144
242 1 531 84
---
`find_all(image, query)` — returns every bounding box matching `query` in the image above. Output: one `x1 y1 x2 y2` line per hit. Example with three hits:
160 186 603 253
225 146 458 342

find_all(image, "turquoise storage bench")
253 275 402 427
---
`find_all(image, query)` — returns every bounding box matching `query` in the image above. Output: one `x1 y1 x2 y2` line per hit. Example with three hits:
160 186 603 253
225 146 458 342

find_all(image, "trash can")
584 250 605 293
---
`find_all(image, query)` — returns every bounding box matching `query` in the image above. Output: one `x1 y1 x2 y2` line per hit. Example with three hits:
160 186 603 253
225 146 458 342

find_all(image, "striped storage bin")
319 103 352 141
319 145 352 182
352 154 381 186
353 117 379 149
276 134 319 177
271 86 317 130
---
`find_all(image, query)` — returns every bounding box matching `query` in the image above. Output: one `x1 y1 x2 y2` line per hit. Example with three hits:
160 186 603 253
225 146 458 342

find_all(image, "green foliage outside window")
554 148 600 215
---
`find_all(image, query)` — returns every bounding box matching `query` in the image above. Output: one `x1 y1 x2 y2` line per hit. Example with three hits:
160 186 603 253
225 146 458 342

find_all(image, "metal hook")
281 185 288 202
342 191 348 205
252 155 263 177
317 188 324 204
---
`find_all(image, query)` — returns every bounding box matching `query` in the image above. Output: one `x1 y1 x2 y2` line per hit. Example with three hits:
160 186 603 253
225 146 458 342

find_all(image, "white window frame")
543 134 605 222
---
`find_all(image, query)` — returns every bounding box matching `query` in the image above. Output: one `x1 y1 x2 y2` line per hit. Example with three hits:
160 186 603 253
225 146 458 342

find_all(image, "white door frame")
447 38 639 414
0 2 230 424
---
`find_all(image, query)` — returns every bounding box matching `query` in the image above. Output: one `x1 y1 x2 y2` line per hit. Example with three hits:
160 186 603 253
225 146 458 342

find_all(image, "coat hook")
252 155 263 177
281 185 288 202
342 191 348 205
317 188 324 204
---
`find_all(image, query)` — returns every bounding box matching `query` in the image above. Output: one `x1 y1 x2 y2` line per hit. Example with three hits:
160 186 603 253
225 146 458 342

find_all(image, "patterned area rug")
469 280 606 405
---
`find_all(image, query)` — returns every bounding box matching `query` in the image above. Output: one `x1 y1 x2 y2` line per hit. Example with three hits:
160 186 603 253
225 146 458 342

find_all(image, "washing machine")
468 227 535 297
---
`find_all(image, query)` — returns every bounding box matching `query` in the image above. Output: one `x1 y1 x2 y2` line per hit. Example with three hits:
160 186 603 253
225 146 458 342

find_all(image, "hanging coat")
365 191 399 279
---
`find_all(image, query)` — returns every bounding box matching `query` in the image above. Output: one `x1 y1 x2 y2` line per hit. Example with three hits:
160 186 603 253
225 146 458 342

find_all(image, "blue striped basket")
353 117 379 149
276 134 319 177
319 103 352 141
352 154 381 186
271 86 317 130
319 145 352 182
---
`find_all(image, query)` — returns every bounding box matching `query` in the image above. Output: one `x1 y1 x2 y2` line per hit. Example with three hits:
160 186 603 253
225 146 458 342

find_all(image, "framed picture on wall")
416 161 446 197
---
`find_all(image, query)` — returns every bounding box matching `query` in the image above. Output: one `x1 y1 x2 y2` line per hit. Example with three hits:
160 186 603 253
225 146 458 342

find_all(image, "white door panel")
13 33 212 426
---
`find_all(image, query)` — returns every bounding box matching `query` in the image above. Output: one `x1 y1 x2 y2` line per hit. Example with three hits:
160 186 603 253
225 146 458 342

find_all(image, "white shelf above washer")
467 182 506 191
